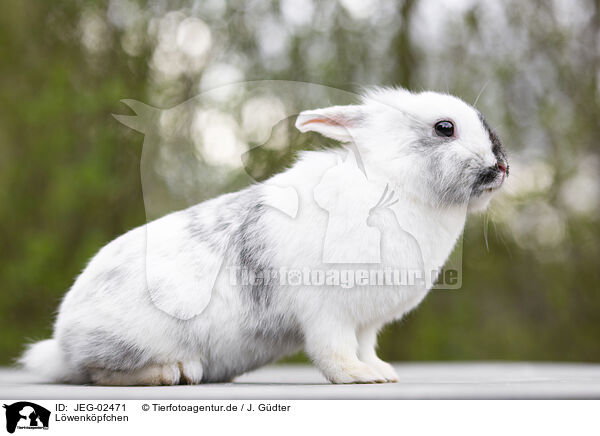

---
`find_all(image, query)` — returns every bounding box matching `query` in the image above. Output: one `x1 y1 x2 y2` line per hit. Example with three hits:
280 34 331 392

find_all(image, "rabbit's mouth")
472 166 506 196
486 176 505 192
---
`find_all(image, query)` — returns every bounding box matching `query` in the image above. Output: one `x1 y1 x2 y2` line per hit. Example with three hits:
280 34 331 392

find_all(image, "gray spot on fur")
412 134 443 152
230 191 275 306
60 328 150 374
185 186 276 307
478 112 509 174
93 266 126 293
251 313 304 346
185 208 225 251
201 314 304 382
472 166 500 195
426 153 473 205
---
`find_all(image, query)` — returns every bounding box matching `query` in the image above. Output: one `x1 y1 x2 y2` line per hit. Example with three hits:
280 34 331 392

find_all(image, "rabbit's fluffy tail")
20 339 84 383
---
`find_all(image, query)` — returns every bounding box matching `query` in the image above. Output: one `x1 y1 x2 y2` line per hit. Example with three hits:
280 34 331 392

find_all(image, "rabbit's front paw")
365 358 398 383
324 360 387 384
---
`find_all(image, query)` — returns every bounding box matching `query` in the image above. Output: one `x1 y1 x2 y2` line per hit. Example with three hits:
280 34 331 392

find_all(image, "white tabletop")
2 362 600 399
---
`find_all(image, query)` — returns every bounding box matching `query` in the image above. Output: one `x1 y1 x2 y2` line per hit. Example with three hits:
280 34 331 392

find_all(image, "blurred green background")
1 0 599 366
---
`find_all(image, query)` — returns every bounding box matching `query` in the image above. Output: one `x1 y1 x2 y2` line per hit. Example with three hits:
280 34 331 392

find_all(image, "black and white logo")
3 402 50 434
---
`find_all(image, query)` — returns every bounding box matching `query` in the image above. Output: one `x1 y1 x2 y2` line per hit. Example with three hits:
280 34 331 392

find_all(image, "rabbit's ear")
295 105 364 142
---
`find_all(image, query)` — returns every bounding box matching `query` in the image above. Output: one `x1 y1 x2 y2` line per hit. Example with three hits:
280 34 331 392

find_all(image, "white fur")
21 88 507 385
19 339 82 383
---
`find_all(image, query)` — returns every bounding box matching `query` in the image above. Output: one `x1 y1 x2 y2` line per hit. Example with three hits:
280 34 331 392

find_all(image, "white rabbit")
21 87 508 385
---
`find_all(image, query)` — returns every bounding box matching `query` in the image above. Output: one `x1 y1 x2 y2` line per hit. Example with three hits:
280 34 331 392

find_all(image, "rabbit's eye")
434 120 454 137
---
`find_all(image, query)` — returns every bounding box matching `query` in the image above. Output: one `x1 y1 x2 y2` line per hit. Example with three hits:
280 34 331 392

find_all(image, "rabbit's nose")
495 161 508 176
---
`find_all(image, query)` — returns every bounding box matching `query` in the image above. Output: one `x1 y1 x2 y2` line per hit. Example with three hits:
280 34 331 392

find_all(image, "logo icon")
3 402 50 434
